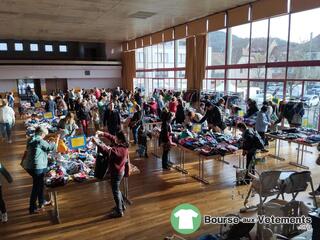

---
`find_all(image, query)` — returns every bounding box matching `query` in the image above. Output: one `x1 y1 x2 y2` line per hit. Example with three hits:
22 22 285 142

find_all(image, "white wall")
67 78 120 90
0 65 122 92
0 79 17 93
0 65 121 79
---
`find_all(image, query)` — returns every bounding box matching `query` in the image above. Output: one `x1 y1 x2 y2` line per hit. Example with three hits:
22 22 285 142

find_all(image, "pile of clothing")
25 118 59 136
143 115 161 123
269 128 320 144
45 141 97 187
226 116 256 127
177 130 240 156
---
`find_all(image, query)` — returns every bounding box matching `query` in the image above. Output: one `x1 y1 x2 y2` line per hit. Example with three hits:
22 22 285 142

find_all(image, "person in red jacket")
148 98 157 115
94 87 101 100
93 130 129 218
168 97 178 115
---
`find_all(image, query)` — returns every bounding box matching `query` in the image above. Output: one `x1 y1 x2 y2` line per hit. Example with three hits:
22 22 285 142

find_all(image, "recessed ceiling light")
128 11 156 19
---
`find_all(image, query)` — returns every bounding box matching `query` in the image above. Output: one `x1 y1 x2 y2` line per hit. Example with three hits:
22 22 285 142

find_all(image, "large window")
135 38 187 95
176 39 186 67
207 29 226 66
136 48 144 69
268 15 289 62
228 23 250 65
250 19 268 64
289 8 320 61
164 41 174 68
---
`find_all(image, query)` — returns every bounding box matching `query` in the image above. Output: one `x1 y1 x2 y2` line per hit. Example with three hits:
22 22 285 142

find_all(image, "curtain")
122 51 136 91
194 35 206 91
186 36 195 90
186 35 206 91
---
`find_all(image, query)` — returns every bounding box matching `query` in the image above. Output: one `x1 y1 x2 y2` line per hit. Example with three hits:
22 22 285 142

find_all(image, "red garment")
95 89 101 99
100 132 128 175
169 101 178 113
81 119 90 136
149 101 158 114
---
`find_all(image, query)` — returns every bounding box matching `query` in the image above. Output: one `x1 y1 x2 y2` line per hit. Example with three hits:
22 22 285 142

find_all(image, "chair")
257 199 311 239
240 170 282 212
277 171 318 208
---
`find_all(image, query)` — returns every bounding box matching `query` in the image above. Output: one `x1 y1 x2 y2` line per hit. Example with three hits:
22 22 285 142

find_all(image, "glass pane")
305 81 320 95
159 79 164 89
152 45 158 68
164 41 174 68
207 29 226 66
289 8 320 61
45 45 53 52
135 48 144 69
303 82 320 129
267 81 284 102
227 80 236 93
0 43 8 51
216 80 225 93
267 68 286 79
249 67 266 79
207 69 225 78
268 15 289 62
157 43 164 68
145 46 152 69
286 81 302 100
176 39 186 67
176 70 186 78
148 79 153 94
164 79 170 89
228 23 250 64
250 19 268 63
227 68 248 79
181 79 187 91
288 67 320 80
249 81 265 106
136 71 144 78
30 43 38 52
15 43 23 51
237 80 248 101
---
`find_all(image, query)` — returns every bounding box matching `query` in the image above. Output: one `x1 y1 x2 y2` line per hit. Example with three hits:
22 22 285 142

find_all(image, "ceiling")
0 0 255 43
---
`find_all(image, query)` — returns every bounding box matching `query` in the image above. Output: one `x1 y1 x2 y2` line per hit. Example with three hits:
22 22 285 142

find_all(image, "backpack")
243 129 264 150
253 130 265 150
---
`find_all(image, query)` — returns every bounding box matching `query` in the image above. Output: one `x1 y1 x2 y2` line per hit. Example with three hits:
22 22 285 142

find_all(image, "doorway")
45 78 68 95
17 79 42 100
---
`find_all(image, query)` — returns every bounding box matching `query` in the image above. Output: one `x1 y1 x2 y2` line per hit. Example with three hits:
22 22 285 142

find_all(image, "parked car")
301 95 320 107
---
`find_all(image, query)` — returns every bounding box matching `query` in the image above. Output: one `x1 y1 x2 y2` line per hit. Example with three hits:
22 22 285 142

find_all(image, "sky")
231 7 320 43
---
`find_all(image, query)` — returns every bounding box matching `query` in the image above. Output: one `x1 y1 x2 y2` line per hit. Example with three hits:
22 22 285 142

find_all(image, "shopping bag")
94 148 109 179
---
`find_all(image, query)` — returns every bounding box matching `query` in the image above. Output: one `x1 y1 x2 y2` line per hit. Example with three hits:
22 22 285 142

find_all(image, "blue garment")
7 96 14 108
255 111 270 133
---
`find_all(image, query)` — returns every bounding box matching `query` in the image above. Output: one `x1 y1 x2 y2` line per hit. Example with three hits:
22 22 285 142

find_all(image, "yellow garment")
57 139 68 153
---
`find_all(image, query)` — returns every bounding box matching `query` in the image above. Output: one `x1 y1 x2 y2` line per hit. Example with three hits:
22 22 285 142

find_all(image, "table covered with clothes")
25 117 60 137
266 127 320 169
20 101 46 117
153 124 242 184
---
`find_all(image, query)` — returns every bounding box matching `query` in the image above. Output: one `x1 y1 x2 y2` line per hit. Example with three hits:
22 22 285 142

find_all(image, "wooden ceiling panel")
0 0 255 42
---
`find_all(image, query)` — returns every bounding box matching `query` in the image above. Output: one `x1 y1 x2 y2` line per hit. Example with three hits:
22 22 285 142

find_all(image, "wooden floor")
0 119 319 240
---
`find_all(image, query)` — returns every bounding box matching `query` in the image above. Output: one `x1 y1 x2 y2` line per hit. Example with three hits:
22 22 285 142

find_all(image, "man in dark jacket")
199 99 226 132
103 102 121 135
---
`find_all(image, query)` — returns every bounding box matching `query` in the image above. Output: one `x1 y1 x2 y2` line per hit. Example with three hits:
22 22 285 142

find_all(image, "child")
91 106 100 131
137 125 152 158
0 163 13 223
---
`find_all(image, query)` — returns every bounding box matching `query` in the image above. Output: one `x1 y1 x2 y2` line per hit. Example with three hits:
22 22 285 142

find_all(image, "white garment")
174 209 198 230
0 106 15 124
